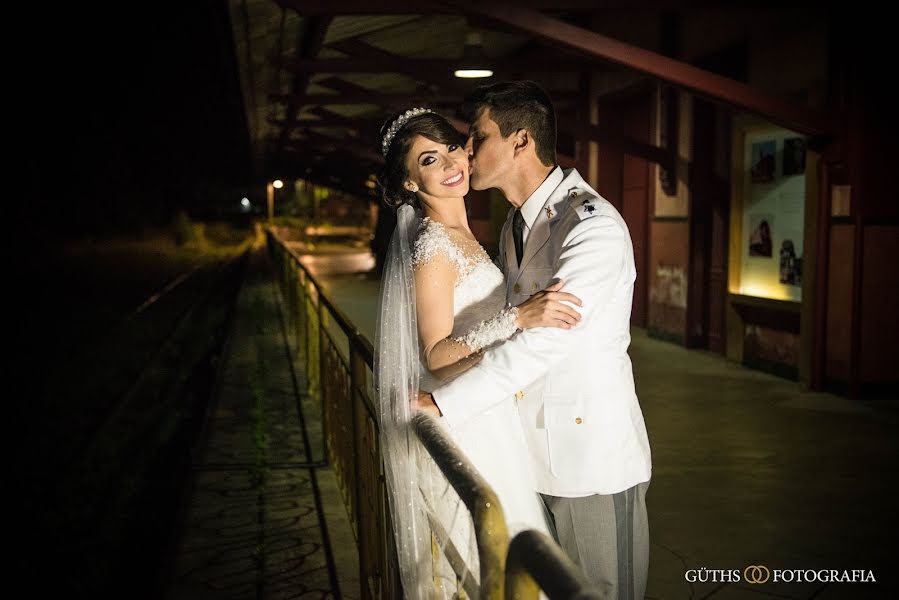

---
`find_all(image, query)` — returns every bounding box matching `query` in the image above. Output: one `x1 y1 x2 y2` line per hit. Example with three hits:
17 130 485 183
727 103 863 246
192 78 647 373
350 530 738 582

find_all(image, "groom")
415 80 652 599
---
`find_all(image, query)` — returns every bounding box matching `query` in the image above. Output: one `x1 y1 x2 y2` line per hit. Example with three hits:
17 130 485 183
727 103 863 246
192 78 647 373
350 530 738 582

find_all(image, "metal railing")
505 530 603 600
411 412 510 598
267 229 598 600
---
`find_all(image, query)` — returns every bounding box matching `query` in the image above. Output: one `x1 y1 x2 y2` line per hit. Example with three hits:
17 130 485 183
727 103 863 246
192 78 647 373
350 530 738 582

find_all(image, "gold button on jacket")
515 390 524 400
513 283 521 294
575 417 583 424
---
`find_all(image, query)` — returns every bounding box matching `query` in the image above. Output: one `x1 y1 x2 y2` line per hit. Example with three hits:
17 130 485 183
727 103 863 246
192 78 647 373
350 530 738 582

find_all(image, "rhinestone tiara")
381 107 434 156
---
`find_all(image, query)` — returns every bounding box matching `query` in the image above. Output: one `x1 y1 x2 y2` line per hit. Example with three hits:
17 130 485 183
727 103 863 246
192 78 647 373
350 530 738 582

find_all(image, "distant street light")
267 180 284 223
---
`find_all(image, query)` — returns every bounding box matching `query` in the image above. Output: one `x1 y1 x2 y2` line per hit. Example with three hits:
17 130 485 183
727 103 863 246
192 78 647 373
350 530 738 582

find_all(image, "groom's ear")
512 128 529 157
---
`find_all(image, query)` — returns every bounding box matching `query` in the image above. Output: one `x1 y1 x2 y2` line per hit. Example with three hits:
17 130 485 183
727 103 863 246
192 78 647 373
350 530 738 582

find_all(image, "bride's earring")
407 183 419 193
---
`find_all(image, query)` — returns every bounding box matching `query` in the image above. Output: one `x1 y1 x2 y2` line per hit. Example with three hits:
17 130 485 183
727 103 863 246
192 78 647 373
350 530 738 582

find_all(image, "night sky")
23 1 252 239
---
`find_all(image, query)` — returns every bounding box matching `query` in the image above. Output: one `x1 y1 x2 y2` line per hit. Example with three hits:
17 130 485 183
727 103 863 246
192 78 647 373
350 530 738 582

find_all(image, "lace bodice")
412 218 513 390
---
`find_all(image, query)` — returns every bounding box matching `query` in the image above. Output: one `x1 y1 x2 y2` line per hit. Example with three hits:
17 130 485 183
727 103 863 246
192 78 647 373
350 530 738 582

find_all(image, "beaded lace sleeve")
457 307 519 351
412 221 520 381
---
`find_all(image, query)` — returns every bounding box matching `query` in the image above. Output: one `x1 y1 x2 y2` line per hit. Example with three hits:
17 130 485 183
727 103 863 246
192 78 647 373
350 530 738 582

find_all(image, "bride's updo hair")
379 110 466 210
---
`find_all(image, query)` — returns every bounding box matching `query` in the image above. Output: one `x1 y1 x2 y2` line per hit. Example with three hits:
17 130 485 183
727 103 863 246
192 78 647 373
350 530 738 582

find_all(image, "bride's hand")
412 392 442 416
514 279 583 330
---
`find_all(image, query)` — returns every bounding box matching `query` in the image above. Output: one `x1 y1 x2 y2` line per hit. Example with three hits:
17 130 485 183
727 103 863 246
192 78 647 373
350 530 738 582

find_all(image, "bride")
374 108 582 598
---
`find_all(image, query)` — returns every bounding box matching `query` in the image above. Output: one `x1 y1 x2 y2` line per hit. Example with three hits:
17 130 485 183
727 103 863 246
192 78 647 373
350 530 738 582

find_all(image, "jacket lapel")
516 168 588 275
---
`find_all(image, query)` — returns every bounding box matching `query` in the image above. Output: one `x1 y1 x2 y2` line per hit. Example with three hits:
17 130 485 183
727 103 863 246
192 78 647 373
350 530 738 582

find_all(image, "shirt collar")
519 166 563 228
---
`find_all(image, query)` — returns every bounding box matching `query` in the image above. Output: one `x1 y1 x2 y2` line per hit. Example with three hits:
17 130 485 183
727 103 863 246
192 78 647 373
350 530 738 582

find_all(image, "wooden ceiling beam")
273 120 381 155
450 0 838 136
324 38 488 100
274 56 585 74
277 0 602 16
297 107 385 140
272 87 580 108
315 76 377 95
270 110 383 141
276 16 333 155
273 93 465 105
277 151 379 191
279 146 377 173
294 129 384 164
283 73 467 109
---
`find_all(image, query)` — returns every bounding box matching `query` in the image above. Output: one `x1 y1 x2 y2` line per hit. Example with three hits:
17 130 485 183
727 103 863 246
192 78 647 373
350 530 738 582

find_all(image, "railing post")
307 283 321 400
349 344 363 565
293 262 303 357
350 347 380 598
287 258 296 346
317 296 327 432
301 270 311 374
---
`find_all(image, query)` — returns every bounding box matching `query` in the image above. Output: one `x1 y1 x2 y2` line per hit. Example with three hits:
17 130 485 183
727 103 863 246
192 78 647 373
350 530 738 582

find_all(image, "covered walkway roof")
230 1 840 196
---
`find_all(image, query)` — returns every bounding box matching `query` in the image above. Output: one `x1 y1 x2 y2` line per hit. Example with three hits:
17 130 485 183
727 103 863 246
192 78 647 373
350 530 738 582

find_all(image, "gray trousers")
540 481 650 600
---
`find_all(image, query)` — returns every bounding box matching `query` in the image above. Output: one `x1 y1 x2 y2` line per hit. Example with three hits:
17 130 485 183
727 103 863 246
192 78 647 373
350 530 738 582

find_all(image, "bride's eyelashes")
419 145 462 167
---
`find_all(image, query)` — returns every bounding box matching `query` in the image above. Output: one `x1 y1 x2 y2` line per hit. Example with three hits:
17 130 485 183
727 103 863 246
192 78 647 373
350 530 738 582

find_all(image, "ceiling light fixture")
454 32 493 79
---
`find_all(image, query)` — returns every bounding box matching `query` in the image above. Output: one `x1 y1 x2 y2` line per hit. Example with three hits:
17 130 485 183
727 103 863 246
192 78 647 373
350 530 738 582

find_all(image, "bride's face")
404 135 469 201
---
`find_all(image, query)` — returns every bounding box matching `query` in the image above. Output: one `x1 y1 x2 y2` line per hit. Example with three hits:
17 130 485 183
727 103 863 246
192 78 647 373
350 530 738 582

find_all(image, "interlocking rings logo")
744 565 771 584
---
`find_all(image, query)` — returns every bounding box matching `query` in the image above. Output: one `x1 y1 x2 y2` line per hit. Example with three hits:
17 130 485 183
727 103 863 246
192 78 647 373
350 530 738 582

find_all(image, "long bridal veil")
374 204 434 597
375 204 479 598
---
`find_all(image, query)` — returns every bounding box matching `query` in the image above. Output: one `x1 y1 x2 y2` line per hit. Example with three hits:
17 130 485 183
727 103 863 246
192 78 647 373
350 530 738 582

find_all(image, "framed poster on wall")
738 128 806 301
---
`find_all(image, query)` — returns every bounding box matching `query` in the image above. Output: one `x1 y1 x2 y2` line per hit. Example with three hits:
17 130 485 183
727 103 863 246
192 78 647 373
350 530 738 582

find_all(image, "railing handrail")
412 412 510 598
282 241 374 365
505 530 602 600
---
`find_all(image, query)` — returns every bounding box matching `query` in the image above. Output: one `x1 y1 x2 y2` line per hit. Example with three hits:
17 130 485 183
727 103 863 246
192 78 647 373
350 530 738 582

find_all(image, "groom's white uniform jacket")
434 167 652 497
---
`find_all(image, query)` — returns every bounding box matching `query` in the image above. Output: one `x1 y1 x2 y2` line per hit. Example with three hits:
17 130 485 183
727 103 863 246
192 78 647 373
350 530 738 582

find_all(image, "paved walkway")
165 244 358 599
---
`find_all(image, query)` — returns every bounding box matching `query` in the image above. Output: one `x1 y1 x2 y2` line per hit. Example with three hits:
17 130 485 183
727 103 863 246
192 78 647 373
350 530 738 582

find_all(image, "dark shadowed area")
21 1 252 243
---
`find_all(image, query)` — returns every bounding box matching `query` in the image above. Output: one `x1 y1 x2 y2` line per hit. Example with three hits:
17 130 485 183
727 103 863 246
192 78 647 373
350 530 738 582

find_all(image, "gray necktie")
512 209 525 266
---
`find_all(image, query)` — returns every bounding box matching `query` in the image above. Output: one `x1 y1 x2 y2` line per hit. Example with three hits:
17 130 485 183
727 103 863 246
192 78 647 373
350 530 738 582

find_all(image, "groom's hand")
514 278 583 330
413 392 442 417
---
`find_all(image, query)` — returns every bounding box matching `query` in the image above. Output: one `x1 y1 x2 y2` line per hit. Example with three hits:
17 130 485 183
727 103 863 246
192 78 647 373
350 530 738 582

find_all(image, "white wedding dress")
412 218 551 591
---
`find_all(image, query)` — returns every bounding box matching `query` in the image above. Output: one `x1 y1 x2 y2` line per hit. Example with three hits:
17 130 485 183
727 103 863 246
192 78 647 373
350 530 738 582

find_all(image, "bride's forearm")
423 338 484 382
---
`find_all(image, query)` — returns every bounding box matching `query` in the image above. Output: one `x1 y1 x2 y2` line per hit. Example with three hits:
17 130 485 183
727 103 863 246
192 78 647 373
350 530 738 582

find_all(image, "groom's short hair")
463 80 557 167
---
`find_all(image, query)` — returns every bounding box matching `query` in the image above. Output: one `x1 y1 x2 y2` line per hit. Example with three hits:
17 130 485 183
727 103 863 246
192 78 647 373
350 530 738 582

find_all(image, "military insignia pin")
582 200 596 214
544 206 554 219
